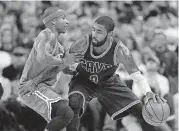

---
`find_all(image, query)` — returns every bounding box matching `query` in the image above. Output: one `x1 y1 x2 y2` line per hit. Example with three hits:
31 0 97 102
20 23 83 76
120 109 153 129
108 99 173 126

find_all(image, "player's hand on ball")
64 51 83 65
144 92 167 104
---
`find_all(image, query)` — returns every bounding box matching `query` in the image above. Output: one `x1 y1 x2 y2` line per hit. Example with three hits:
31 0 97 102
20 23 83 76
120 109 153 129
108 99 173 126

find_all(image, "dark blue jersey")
75 34 120 84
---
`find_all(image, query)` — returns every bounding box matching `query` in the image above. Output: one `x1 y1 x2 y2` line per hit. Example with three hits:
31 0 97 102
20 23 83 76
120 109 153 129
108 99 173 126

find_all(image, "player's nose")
92 32 97 39
65 19 69 25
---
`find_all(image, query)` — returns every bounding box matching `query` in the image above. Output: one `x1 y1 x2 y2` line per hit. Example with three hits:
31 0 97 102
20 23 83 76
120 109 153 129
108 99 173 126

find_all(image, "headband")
43 9 66 24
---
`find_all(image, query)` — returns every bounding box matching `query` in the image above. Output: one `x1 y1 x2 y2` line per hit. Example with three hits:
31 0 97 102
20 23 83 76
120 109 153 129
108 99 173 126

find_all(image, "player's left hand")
19 80 37 96
73 54 84 63
61 94 69 102
144 92 167 104
55 53 63 58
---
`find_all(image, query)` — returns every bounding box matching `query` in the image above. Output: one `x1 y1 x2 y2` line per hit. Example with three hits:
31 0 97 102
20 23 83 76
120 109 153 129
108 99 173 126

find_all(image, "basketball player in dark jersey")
66 16 166 131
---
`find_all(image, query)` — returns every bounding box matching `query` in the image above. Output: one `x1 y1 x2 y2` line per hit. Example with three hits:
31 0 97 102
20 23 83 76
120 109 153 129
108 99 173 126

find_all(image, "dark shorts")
69 74 141 120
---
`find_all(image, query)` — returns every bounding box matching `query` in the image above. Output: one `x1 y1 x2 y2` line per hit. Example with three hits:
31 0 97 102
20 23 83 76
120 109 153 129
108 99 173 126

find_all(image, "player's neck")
147 71 158 76
47 26 60 37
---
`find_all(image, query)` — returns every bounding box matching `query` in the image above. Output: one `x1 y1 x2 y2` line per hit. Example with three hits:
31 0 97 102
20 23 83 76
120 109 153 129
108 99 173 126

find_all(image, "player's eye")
14 53 23 57
61 15 66 20
96 31 102 34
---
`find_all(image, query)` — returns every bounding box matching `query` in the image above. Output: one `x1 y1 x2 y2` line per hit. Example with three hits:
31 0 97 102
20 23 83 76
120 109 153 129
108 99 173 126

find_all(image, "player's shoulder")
115 38 130 56
37 28 55 41
38 28 50 36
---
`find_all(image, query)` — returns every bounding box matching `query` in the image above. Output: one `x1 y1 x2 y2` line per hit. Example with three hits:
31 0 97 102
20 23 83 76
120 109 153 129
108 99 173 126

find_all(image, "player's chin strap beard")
92 33 110 47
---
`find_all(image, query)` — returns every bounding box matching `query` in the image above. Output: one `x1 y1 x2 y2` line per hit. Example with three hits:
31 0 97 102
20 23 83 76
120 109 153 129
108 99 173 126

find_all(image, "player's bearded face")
54 15 69 34
92 23 108 47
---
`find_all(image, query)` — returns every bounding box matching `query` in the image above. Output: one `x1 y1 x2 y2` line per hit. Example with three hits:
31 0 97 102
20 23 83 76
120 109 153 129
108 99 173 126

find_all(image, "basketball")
142 99 170 126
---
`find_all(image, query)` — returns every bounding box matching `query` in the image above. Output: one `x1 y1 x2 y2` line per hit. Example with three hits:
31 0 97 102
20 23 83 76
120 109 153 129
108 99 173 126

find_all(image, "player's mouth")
65 25 68 30
92 38 97 43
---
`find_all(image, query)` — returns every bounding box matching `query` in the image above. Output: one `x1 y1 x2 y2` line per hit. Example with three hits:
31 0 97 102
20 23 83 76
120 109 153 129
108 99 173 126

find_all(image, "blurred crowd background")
0 1 178 131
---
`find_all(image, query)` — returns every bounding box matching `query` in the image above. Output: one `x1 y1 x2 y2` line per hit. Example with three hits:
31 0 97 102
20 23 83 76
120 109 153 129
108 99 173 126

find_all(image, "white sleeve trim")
130 71 152 95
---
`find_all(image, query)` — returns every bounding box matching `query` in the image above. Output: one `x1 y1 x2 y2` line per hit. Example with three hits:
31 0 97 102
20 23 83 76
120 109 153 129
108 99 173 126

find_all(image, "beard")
92 34 108 47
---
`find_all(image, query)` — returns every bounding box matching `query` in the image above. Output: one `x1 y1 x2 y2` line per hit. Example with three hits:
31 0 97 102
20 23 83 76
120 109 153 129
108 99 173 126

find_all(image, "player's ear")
108 31 113 37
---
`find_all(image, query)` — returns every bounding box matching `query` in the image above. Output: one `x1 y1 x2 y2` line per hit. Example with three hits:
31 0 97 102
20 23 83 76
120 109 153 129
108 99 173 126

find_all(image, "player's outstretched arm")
115 41 166 103
115 41 139 74
115 41 152 95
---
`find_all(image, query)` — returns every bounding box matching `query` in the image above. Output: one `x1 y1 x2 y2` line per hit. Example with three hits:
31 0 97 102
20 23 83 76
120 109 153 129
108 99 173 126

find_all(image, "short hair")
95 16 115 32
42 6 59 20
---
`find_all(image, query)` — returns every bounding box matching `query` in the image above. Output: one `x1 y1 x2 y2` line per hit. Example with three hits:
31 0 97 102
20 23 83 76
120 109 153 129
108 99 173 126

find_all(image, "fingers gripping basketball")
142 99 170 126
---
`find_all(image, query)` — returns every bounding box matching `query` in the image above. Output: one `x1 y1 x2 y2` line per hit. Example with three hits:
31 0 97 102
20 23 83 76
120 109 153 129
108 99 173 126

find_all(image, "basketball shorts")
69 74 142 120
19 80 62 123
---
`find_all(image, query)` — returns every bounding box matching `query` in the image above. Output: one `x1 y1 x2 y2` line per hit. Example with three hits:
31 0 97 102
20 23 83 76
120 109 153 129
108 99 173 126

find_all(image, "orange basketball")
142 99 170 126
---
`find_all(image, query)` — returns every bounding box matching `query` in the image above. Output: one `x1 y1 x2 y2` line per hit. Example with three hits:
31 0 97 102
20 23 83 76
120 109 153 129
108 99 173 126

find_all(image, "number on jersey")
89 75 98 83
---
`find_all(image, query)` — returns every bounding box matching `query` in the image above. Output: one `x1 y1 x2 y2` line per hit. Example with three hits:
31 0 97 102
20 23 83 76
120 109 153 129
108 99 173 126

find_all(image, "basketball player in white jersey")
18 7 82 131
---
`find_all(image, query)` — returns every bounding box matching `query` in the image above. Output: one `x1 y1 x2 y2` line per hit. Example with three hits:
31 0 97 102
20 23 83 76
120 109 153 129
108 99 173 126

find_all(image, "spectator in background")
21 1 36 15
0 22 16 52
125 37 142 67
142 17 159 48
128 53 174 131
173 93 178 131
151 33 178 94
132 46 170 99
5 1 22 13
3 9 20 38
0 102 23 131
130 17 144 50
18 13 38 48
2 46 30 97
3 96 47 131
79 19 91 35
143 54 170 97
0 1 6 26
0 48 12 101
4 10 18 25
0 83 3 99
80 1 100 20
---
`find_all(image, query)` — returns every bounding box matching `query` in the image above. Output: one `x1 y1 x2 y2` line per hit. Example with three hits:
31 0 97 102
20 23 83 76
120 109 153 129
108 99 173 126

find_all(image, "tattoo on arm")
35 31 56 63
116 41 139 74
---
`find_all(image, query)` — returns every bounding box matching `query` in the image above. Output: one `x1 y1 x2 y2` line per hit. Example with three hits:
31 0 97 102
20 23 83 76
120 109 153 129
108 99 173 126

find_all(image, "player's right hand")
19 80 37 96
74 54 84 62
64 52 84 65
144 92 166 104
